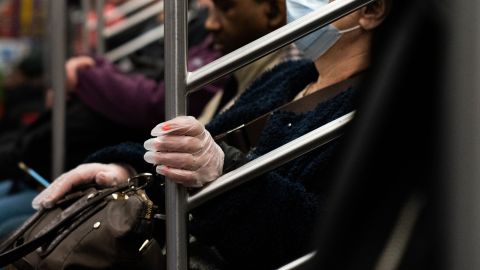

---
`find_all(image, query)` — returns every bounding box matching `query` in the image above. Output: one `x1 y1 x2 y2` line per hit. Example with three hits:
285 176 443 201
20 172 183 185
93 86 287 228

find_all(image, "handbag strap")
0 183 128 267
214 73 363 152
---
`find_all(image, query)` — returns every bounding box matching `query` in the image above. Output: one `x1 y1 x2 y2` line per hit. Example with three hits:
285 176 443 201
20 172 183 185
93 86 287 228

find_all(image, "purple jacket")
75 35 223 129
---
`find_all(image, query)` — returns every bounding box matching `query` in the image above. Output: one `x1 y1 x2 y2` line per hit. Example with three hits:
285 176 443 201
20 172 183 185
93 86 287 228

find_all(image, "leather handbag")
0 173 166 270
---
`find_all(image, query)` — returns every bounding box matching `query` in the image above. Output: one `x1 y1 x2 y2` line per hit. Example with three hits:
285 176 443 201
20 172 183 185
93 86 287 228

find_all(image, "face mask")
286 0 361 60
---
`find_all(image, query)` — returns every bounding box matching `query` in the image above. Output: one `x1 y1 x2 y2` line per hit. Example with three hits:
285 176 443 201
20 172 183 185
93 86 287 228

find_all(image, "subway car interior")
0 0 478 269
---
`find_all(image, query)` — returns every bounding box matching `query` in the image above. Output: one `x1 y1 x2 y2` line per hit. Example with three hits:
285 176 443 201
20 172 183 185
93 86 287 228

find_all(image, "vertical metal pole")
95 0 105 55
446 0 480 269
164 0 188 269
48 0 66 178
81 0 91 54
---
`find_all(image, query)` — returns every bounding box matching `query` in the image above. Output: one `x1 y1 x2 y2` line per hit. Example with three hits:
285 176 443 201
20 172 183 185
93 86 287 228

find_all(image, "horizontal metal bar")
277 251 317 270
105 10 196 62
186 0 373 93
103 1 163 39
105 25 164 62
106 0 155 21
188 112 355 210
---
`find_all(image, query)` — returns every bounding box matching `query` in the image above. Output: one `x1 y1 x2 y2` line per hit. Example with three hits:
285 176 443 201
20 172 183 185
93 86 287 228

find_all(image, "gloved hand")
65 56 95 91
144 116 224 187
32 163 133 210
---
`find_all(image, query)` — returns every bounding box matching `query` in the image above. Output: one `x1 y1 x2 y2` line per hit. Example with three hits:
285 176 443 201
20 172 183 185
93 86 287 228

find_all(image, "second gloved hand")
32 163 133 210
144 116 224 187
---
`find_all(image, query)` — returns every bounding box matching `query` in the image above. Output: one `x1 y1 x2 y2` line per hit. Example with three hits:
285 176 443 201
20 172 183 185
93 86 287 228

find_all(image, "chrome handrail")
164 0 188 269
188 112 354 210
447 0 480 269
49 0 67 178
105 25 164 62
277 251 317 270
106 0 155 21
103 1 163 39
105 10 195 62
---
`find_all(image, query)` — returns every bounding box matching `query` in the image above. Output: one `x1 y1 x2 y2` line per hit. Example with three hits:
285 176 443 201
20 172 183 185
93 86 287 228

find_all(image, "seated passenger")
32 0 391 268
67 0 296 128
62 2 222 129
0 50 45 135
197 0 301 123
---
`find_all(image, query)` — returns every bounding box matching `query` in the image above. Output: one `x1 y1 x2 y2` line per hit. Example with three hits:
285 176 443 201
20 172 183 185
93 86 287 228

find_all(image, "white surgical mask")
286 0 361 60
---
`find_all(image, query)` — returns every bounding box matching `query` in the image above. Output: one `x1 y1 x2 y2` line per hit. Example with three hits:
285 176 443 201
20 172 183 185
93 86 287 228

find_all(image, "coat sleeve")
84 141 152 174
218 141 248 173
74 37 223 130
74 57 167 129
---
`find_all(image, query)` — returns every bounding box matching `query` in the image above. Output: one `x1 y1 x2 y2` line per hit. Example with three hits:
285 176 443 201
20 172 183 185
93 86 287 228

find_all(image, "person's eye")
214 1 234 12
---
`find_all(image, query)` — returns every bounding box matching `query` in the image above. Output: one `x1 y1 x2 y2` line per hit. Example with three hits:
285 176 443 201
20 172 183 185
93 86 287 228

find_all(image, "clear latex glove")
144 116 224 187
32 163 133 210
65 56 95 91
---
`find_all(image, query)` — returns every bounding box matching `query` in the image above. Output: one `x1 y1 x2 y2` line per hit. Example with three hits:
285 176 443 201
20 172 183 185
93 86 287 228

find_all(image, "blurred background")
0 0 167 136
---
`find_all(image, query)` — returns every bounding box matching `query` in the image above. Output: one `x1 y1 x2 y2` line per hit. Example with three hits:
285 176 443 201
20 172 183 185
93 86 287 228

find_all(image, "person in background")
33 0 391 268
197 0 301 123
0 50 45 135
65 0 296 128
61 4 223 130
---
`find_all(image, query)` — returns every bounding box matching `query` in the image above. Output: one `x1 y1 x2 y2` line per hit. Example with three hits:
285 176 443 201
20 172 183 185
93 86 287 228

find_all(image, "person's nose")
204 10 221 32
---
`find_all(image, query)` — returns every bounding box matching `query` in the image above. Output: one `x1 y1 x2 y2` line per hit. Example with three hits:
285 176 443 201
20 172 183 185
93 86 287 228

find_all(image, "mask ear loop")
338 25 361 34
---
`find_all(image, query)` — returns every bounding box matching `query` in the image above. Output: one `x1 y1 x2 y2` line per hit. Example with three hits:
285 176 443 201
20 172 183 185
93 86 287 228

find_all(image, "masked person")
33 0 391 268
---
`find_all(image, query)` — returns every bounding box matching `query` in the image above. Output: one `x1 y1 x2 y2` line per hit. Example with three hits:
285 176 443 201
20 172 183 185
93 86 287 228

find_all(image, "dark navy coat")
87 60 357 269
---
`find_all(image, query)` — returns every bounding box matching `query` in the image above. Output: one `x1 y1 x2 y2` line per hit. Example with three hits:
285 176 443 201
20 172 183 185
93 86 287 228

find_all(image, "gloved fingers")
144 135 203 153
32 163 130 210
151 116 204 137
144 151 204 171
32 179 62 210
146 116 225 187
154 146 224 187
156 166 203 187
32 169 94 210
